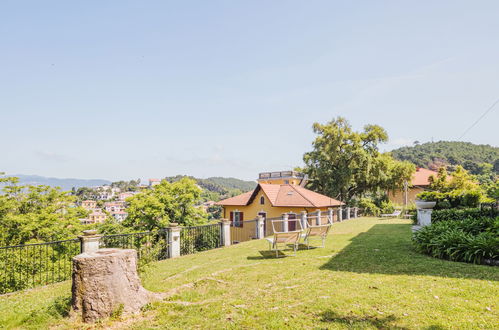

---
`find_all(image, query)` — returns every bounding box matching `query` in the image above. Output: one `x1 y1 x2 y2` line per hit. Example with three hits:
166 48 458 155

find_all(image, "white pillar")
220 219 231 246
316 210 321 225
417 209 433 227
301 211 308 229
354 207 358 218
256 216 265 239
346 207 351 220
168 223 181 258
338 208 343 222
79 230 101 253
282 213 289 232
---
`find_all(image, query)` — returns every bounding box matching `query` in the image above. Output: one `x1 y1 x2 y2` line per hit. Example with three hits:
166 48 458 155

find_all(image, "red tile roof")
411 168 439 186
216 184 344 208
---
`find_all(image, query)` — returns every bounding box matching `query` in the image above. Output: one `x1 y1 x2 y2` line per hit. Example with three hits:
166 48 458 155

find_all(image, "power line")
458 97 499 140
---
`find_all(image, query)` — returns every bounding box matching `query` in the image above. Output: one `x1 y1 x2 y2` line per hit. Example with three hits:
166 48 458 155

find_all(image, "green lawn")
1 218 498 329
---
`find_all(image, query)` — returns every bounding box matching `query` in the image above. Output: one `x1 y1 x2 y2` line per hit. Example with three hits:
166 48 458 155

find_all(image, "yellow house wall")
388 187 425 205
257 178 302 185
221 190 333 220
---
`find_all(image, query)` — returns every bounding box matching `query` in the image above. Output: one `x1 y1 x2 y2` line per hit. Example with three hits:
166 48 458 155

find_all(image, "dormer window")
260 196 265 205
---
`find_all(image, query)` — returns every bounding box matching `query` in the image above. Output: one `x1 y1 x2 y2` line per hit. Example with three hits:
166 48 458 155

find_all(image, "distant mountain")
165 175 256 199
391 141 499 174
8 174 111 191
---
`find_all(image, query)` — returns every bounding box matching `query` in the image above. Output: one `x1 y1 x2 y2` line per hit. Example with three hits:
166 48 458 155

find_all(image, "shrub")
379 200 395 214
417 189 482 209
358 198 380 216
413 216 499 264
431 208 498 223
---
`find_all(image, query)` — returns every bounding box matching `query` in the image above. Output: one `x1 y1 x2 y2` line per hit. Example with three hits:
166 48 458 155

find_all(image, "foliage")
418 165 492 208
413 216 499 264
166 175 255 202
379 200 395 214
124 178 207 230
302 117 415 203
417 190 482 209
431 208 499 223
0 174 87 246
110 179 141 192
206 204 222 220
391 141 499 175
357 198 380 216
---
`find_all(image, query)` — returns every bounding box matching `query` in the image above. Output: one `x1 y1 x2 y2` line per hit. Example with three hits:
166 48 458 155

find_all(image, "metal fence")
230 219 258 243
0 238 80 295
180 223 222 256
100 229 170 261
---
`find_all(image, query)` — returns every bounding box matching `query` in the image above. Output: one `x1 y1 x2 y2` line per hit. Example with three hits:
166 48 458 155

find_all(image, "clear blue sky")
1 1 498 181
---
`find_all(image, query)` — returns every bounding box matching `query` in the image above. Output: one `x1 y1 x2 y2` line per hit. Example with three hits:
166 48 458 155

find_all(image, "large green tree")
124 177 207 230
302 117 415 204
0 174 87 246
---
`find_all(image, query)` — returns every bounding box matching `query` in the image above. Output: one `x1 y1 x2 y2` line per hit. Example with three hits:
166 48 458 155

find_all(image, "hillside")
165 175 256 201
6 174 111 191
391 141 499 174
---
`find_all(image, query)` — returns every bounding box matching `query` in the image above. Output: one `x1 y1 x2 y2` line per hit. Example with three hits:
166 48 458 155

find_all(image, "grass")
1 217 498 329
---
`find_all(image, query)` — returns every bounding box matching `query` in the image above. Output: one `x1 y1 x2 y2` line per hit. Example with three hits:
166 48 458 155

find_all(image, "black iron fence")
0 238 80 295
180 223 222 255
100 229 170 262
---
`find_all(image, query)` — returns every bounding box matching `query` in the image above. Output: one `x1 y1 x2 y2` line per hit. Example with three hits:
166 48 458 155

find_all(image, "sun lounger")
265 219 302 257
380 210 402 218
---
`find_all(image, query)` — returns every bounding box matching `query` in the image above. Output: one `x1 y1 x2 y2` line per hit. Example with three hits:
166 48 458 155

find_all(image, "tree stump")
72 248 152 322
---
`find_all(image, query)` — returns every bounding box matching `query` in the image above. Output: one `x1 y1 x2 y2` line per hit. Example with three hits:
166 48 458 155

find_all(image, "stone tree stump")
72 248 152 323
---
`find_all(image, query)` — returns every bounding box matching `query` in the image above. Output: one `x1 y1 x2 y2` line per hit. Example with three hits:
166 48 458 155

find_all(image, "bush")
417 189 482 209
379 200 395 214
358 198 380 216
431 208 498 223
413 216 499 264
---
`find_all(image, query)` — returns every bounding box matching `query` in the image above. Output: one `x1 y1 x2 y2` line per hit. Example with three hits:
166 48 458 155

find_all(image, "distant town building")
81 200 97 210
104 201 126 213
118 192 135 201
80 209 107 224
111 211 128 222
149 179 161 187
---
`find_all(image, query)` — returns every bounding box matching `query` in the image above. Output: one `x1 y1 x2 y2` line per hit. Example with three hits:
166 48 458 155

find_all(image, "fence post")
338 207 343 222
354 207 358 218
282 213 289 232
316 209 321 225
220 219 231 246
79 229 101 253
346 207 351 220
168 223 181 258
301 211 308 229
328 208 334 223
256 216 265 239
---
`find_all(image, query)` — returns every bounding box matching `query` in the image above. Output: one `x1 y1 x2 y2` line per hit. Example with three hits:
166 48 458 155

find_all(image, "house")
111 211 128 222
388 168 447 205
104 201 126 213
118 192 135 201
81 200 97 210
216 171 343 227
149 179 161 187
80 209 107 224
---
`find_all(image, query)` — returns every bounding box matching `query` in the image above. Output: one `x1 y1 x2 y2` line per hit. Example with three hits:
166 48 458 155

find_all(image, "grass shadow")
321 223 499 281
319 309 407 329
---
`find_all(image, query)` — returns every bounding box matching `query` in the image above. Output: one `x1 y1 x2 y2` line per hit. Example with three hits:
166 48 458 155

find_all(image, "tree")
124 178 207 230
302 117 415 204
0 174 87 246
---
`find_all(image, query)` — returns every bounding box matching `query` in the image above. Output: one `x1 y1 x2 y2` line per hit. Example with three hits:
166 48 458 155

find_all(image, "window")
260 196 265 205
284 180 289 184
231 211 244 227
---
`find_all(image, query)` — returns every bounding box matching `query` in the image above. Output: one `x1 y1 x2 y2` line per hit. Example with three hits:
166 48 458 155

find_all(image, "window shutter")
240 212 243 227
230 211 234 223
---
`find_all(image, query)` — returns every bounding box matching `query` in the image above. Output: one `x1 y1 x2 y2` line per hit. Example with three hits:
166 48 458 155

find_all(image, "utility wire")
458 96 499 140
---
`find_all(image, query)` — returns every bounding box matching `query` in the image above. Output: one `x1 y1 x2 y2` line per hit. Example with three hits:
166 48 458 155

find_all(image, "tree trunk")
72 248 152 323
